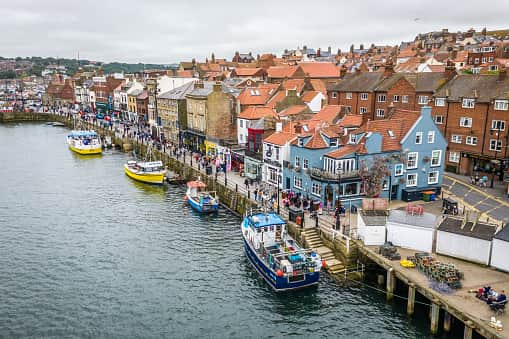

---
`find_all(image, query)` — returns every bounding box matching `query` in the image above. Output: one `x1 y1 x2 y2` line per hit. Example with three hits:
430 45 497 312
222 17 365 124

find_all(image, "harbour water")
0 123 459 338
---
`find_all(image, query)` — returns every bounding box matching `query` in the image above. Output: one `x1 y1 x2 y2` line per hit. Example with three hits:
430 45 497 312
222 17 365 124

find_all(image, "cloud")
1 0 508 63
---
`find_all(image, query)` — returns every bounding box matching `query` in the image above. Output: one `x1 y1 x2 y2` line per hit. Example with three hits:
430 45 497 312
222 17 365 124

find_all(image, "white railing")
319 225 352 254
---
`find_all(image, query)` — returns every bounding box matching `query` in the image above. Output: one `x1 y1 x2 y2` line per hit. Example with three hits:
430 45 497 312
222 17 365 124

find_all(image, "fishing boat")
241 210 324 292
185 180 219 213
124 160 165 185
67 130 102 155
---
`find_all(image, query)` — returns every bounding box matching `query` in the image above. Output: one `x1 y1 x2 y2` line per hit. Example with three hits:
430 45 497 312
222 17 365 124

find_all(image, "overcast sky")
2 0 509 64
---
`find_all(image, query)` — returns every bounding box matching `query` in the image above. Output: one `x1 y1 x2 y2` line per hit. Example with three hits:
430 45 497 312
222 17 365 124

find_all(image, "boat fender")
321 260 327 268
276 269 283 277
183 195 187 201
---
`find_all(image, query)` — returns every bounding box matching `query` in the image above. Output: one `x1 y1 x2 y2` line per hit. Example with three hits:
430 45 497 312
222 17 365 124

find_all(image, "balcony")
309 167 360 182
263 158 282 168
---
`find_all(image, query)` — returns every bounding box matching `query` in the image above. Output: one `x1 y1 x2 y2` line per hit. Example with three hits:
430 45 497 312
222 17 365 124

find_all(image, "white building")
262 123 297 187
302 91 326 113
357 210 388 246
386 210 437 252
490 225 509 272
436 214 499 265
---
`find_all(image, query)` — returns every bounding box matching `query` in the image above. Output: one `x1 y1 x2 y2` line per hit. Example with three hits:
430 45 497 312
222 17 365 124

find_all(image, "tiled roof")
301 91 321 102
312 105 343 123
435 74 509 102
136 91 148 100
238 106 277 120
325 144 364 159
232 67 264 76
298 62 341 78
267 65 300 78
279 105 308 116
282 79 305 92
264 131 297 146
339 114 363 127
438 216 498 241
328 72 385 92
238 84 278 105
177 70 194 77
266 90 287 109
310 79 328 96
303 130 329 149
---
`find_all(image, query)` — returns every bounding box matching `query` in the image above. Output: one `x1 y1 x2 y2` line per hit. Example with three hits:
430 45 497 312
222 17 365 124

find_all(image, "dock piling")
377 274 384 286
386 268 395 301
430 300 440 335
443 311 451 332
463 320 474 339
407 283 415 315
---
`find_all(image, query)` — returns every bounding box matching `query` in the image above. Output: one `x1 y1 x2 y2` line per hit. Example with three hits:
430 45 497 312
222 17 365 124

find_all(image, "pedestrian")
253 188 258 201
244 178 249 190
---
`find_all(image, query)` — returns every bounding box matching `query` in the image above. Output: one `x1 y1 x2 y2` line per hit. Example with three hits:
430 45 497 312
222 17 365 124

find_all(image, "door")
286 177 290 190
391 184 398 200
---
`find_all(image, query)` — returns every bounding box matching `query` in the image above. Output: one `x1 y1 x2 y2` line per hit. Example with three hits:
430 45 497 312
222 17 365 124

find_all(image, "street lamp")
224 161 228 186
335 164 343 231
491 128 501 188
277 170 281 214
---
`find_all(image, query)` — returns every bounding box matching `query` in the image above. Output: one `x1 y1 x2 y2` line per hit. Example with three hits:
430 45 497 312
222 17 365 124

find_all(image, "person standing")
244 178 249 191
253 188 258 202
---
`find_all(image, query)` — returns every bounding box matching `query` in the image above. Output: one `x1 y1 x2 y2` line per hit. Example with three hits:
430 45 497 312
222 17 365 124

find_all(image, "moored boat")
124 160 165 185
185 180 219 213
241 210 323 291
67 130 102 155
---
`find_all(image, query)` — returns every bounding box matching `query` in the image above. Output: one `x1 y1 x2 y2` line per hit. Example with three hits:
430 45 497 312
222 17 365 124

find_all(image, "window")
449 151 460 163
492 120 506 131
239 134 243 142
330 138 338 147
434 115 444 124
393 95 400 102
431 150 441 167
294 176 302 189
344 105 352 113
428 131 435 143
376 108 385 117
494 100 508 111
490 139 502 152
239 119 243 128
377 94 386 102
344 183 359 196
474 58 479 64
359 107 367 114
415 132 423 144
394 163 404 176
451 135 463 143
268 168 279 184
331 92 337 99
402 95 409 103
418 95 428 105
482 57 487 63
462 98 475 108
466 136 477 145
303 159 309 169
489 57 494 62
275 147 280 160
406 173 417 187
428 171 439 184
311 183 322 196
295 156 301 167
460 117 472 127
360 93 368 100
407 152 418 169
435 97 446 107
346 92 352 99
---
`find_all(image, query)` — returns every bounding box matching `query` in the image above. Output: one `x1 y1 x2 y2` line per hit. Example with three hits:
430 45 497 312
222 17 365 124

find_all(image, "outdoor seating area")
471 174 490 188
476 286 507 314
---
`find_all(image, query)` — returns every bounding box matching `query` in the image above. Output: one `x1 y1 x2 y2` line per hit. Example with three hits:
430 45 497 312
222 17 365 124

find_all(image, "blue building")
283 106 447 207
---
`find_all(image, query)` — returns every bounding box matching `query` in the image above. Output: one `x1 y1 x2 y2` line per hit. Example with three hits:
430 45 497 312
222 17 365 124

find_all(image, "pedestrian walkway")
443 173 509 224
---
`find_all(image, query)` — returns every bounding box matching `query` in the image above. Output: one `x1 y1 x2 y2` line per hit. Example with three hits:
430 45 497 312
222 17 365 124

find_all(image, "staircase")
301 228 345 275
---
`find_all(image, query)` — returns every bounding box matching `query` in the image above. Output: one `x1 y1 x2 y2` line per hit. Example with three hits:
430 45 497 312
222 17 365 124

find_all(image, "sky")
2 0 509 64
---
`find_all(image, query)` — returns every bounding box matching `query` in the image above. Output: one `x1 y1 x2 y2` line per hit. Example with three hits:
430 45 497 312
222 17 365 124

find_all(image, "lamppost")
335 164 343 231
224 160 228 186
491 128 501 188
277 170 281 214
388 164 393 203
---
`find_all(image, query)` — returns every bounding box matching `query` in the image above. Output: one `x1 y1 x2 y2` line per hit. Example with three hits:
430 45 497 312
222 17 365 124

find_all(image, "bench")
489 300 507 315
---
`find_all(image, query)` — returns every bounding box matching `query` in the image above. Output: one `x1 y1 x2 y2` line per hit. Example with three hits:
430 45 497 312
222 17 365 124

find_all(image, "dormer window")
388 130 395 138
298 138 304 147
330 138 338 147
349 133 356 144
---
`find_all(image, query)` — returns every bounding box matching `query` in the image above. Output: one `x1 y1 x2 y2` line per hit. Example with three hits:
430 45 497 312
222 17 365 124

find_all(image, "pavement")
443 173 509 225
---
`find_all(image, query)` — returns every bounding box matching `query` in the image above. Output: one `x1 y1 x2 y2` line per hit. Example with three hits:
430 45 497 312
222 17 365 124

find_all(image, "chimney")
444 59 457 80
499 67 507 82
294 122 302 134
211 53 215 63
194 81 204 89
317 48 321 57
192 58 196 66
340 65 347 78
383 58 394 77
213 81 222 92
328 46 332 54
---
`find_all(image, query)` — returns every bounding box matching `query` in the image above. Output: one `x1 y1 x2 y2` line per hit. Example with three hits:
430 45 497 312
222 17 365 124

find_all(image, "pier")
2 111 507 338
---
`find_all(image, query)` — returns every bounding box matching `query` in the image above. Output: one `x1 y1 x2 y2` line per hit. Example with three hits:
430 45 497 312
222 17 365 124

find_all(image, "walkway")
443 173 509 225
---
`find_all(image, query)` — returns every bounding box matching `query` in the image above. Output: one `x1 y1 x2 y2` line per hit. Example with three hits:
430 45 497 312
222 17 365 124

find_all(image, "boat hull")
186 196 219 213
124 165 164 185
242 235 320 292
68 144 102 155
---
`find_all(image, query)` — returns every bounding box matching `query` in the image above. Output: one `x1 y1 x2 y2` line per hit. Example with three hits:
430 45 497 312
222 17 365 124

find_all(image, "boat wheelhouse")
66 130 102 155
185 180 219 213
124 160 166 185
241 211 323 292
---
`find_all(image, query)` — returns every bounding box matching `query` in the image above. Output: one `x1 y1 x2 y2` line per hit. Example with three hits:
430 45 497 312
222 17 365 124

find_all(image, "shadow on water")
70 152 103 161
126 177 168 196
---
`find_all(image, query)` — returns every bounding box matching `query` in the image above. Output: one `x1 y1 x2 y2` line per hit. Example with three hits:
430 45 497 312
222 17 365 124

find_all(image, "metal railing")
309 167 359 181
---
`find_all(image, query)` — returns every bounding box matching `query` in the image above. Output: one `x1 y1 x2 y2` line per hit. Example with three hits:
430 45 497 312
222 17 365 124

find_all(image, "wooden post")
430 300 440 335
443 311 451 332
407 283 415 315
463 320 474 339
377 274 384 286
386 268 395 301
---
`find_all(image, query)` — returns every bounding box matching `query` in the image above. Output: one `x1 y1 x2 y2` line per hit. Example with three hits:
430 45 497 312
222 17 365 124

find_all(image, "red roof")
238 84 279 106
264 131 297 146
298 62 341 78
303 129 328 149
282 79 305 92
232 67 264 76
238 106 277 120
266 90 287 109
312 105 343 123
301 91 321 103
267 65 300 78
177 70 194 77
310 79 327 96
325 144 364 159
278 105 308 117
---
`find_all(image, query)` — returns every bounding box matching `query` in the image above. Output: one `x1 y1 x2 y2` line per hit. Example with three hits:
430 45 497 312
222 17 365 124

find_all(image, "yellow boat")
67 130 102 155
124 160 165 185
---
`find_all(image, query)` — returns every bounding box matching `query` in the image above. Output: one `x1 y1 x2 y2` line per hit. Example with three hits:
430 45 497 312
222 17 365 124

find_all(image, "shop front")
244 155 262 182
204 140 217 156
182 130 206 152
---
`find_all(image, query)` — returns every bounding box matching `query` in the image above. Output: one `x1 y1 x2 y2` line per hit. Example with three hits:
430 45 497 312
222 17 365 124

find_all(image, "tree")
358 154 405 198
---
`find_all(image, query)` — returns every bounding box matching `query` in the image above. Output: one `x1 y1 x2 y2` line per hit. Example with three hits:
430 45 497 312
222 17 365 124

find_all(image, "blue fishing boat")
185 180 219 213
241 210 324 292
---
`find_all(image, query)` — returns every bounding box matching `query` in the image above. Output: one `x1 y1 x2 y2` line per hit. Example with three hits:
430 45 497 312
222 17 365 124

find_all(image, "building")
136 91 148 123
43 74 75 107
491 224 509 272
157 81 196 144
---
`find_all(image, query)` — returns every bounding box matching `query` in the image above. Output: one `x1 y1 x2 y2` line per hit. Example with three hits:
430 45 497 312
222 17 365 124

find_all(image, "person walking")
244 178 249 191
253 188 258 202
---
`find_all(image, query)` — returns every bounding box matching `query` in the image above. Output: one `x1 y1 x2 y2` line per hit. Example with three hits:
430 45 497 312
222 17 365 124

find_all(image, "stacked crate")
411 253 462 289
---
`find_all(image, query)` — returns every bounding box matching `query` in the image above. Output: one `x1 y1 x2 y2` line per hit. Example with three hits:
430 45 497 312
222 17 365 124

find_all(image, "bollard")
463 320 474 339
386 268 395 301
235 184 238 192
407 283 416 315
430 301 440 335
